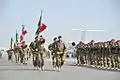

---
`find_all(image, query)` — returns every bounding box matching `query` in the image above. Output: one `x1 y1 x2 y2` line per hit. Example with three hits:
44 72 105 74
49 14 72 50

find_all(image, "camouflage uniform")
48 38 58 69
7 49 14 62
29 41 37 62
13 43 20 63
76 42 83 65
21 43 28 64
56 39 66 66
36 36 45 68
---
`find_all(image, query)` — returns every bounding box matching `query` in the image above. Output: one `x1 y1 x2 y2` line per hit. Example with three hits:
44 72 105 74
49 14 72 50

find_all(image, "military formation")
6 35 66 72
75 39 120 70
6 35 120 72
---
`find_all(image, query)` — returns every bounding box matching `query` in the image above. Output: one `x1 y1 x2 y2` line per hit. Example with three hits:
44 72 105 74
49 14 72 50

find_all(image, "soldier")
29 41 36 62
84 44 90 66
55 36 66 71
13 43 20 63
76 41 83 65
48 37 57 70
103 42 108 68
80 42 85 65
21 41 28 64
29 36 41 70
113 41 119 69
35 35 45 71
93 43 98 67
6 48 14 62
88 40 94 66
117 40 120 69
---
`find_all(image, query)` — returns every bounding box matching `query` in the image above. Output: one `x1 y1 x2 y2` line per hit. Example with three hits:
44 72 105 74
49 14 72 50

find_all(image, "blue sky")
0 0 120 48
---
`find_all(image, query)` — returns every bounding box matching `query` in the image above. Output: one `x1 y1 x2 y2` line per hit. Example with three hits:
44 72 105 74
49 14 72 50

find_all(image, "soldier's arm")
48 44 51 50
63 43 67 51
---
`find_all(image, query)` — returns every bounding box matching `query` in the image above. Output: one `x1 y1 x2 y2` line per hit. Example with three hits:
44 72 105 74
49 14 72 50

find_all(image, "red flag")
22 30 27 35
22 25 28 35
20 35 23 42
21 41 25 45
40 23 47 32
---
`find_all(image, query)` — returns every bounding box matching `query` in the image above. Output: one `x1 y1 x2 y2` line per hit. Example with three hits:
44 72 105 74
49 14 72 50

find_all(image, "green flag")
10 37 13 48
35 10 42 36
16 30 19 43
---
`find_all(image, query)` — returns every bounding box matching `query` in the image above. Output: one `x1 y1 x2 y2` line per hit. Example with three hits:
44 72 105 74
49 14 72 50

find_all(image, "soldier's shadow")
44 69 58 72
0 67 58 72
66 63 120 72
0 68 35 71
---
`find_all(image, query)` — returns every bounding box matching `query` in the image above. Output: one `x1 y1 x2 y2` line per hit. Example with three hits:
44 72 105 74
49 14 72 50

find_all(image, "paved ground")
0 54 120 80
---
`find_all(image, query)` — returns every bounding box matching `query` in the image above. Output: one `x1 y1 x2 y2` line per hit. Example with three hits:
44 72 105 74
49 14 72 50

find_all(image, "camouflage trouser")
60 53 65 66
87 53 92 65
112 54 120 68
117 55 120 68
14 52 19 63
22 49 28 64
51 51 56 68
102 54 107 67
84 53 88 64
54 51 65 67
40 52 44 66
33 52 44 67
80 52 85 65
32 52 35 61
76 52 80 65
7 52 13 61
76 49 83 65
31 49 37 62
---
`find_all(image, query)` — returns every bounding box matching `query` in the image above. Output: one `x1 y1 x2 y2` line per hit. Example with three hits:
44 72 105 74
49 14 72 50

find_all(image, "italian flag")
35 10 47 36
20 25 28 43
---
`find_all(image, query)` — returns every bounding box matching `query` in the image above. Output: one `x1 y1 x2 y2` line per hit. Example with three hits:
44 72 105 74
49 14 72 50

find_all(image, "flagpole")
38 10 43 38
10 37 13 49
22 24 25 41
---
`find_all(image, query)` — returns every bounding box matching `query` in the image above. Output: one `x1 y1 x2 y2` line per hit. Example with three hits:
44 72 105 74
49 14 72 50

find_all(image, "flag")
20 25 27 43
22 25 28 35
40 23 47 32
22 30 27 35
21 41 25 45
16 30 19 43
10 37 13 48
20 35 23 42
36 11 42 35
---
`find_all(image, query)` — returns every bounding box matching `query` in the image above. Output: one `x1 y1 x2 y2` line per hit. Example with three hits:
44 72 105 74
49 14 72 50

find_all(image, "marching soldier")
76 41 82 65
37 35 46 70
57 36 66 67
48 37 58 70
53 36 66 71
6 48 14 62
21 41 28 64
